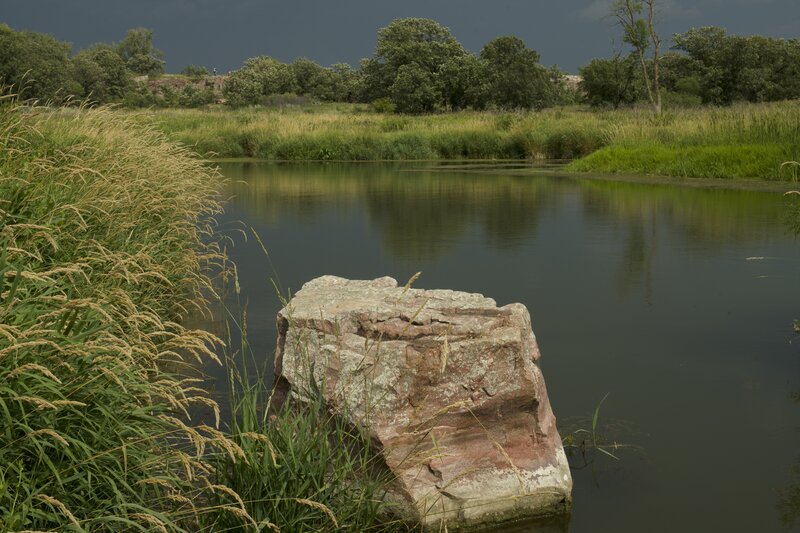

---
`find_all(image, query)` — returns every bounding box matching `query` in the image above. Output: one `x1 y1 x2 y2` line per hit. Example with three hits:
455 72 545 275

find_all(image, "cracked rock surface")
276 276 572 530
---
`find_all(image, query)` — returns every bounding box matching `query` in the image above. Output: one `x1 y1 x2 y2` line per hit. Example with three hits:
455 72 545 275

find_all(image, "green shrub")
178 85 215 108
371 98 396 114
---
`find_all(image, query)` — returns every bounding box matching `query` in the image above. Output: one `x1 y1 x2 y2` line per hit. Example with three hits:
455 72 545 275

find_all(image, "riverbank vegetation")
0 98 395 531
566 102 800 179
133 100 800 180
0 98 228 529
3 14 800 180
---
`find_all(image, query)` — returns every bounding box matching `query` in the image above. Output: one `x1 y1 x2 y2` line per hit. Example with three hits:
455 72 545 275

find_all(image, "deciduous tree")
479 36 550 110
673 27 800 104
364 18 466 110
610 0 662 113
73 44 130 102
438 54 487 111
0 24 80 101
223 56 297 107
117 28 164 76
579 55 641 108
390 63 438 113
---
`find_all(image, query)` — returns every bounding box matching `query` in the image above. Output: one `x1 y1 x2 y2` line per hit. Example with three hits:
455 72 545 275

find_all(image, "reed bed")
129 101 800 179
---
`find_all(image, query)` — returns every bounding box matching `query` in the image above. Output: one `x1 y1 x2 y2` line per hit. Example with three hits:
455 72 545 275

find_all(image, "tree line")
582 26 800 109
222 18 573 112
0 25 172 104
2 18 799 112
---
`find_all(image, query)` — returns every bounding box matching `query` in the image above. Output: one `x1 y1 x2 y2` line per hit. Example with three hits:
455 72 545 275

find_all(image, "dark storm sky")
3 0 799 73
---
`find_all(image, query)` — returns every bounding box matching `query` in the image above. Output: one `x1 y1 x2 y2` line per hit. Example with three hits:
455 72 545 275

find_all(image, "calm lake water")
212 161 800 532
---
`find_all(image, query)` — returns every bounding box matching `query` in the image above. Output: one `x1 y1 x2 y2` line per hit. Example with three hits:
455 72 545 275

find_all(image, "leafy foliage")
116 27 165 76
223 56 296 107
73 44 131 102
580 55 641 108
480 36 553 110
673 26 800 104
609 0 663 113
390 63 439 113
0 24 174 105
0 24 80 102
178 84 215 107
437 54 487 111
361 19 566 113
363 18 466 112
4 16 800 114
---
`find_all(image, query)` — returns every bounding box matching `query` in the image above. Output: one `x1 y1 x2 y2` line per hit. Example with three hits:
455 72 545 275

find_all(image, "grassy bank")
130 101 800 180
0 100 393 531
567 103 800 180
128 104 606 161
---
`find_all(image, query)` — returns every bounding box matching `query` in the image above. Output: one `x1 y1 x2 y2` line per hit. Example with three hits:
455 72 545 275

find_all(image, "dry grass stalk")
0 97 241 530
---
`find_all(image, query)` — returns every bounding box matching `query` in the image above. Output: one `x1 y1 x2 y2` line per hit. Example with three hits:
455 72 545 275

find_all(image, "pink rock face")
276 276 572 530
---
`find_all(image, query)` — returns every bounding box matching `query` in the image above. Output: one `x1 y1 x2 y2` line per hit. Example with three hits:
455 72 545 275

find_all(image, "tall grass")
201 246 399 532
127 101 800 179
0 98 245 531
206 321 397 531
0 96 403 531
125 106 607 162
568 102 800 179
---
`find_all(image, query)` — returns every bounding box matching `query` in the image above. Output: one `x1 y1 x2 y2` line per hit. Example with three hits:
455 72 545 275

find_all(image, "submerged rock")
276 276 572 530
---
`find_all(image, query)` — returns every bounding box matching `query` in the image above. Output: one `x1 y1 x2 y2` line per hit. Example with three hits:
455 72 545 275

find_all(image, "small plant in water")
561 393 626 466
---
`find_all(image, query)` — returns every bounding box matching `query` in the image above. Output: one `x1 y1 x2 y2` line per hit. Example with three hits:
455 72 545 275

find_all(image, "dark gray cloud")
2 0 798 73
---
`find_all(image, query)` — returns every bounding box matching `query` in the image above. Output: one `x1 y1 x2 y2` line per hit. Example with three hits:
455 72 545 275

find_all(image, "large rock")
275 276 572 530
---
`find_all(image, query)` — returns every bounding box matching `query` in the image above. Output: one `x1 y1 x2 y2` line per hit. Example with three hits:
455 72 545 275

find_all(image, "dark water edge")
203 161 800 532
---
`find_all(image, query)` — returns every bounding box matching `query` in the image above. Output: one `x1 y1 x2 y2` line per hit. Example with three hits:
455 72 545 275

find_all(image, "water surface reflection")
215 162 800 532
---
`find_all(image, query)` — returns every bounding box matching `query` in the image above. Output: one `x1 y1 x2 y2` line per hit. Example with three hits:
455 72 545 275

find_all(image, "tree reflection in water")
215 162 800 531
779 180 800 530
363 175 555 260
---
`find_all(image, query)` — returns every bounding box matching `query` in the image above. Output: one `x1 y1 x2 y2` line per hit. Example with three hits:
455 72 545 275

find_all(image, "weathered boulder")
275 276 572 530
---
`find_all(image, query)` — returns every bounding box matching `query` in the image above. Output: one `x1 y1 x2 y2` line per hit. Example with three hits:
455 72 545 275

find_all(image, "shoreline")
138 101 799 182
211 158 798 193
